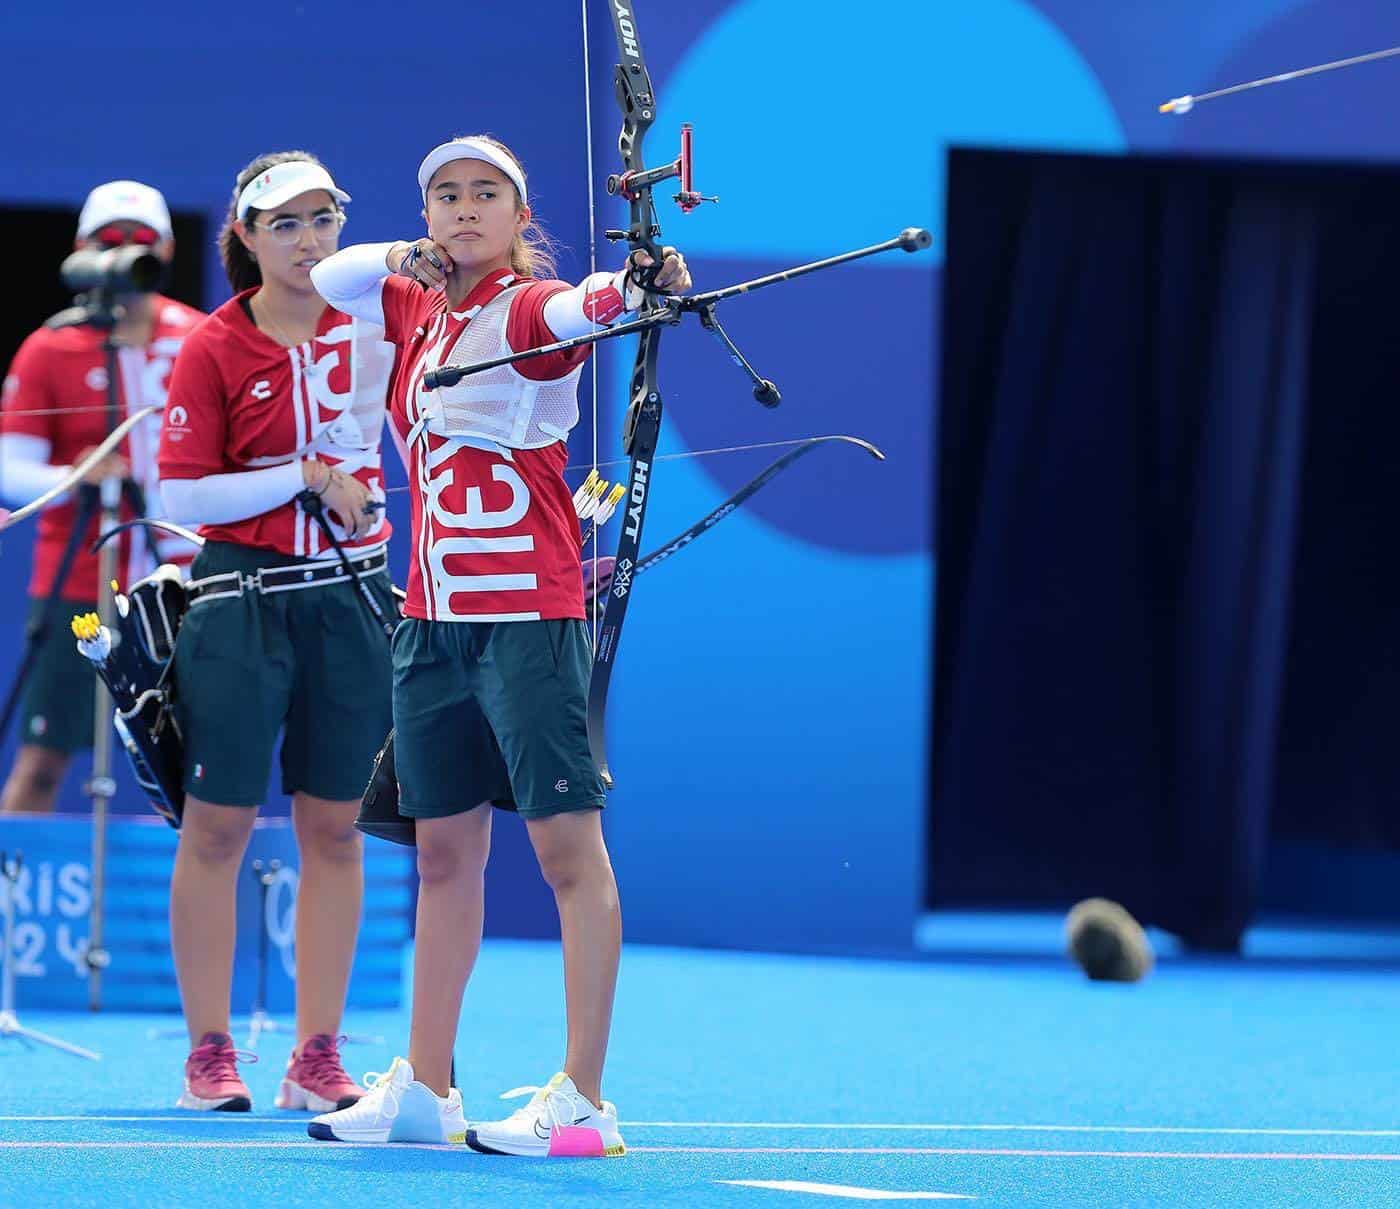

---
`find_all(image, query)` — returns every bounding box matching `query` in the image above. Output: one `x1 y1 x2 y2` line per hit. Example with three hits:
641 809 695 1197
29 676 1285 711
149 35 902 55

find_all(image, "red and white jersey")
380 271 589 621
158 291 395 558
0 296 204 601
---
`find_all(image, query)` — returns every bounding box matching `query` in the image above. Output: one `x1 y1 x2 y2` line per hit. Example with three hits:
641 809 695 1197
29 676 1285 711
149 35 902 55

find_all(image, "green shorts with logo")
20 596 100 754
173 541 395 807
391 617 606 820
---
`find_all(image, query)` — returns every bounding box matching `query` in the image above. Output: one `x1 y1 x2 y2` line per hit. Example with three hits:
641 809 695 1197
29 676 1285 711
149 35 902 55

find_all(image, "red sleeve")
380 275 425 347
507 281 591 382
157 328 228 479
0 331 58 440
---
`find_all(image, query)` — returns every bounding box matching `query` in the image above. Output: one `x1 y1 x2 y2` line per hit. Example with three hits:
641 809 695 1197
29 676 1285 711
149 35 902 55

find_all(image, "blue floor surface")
2 936 1399 1206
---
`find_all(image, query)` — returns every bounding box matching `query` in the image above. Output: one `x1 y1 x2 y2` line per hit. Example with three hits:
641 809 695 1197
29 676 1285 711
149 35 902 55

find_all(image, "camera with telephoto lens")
59 245 162 295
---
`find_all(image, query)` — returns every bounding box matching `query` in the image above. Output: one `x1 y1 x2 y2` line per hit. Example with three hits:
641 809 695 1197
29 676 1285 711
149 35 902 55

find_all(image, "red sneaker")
176 1031 254 1112
275 1034 363 1112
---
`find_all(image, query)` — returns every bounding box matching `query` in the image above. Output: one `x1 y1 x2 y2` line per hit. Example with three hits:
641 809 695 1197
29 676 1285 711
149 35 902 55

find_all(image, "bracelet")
307 461 332 495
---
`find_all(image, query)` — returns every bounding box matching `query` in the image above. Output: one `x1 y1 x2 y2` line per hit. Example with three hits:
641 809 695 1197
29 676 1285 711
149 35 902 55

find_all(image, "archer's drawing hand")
388 239 454 291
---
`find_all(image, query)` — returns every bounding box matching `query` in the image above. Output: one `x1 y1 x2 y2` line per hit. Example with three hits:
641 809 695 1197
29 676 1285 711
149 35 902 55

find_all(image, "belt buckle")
241 571 262 595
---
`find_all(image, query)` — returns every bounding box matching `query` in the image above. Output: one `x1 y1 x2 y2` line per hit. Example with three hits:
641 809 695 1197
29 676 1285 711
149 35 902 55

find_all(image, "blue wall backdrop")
3 1 1400 952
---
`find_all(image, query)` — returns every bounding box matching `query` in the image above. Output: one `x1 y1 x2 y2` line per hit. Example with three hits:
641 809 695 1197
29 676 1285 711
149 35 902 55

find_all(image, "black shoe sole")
464 1130 513 1156
214 1097 251 1112
307 1122 337 1141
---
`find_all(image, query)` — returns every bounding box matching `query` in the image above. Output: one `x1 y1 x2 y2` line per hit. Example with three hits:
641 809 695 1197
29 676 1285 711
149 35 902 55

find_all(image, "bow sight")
606 122 718 226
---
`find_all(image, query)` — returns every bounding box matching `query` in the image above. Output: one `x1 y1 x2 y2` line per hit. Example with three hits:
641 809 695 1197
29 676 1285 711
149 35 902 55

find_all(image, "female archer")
156 151 396 1114
308 134 689 1156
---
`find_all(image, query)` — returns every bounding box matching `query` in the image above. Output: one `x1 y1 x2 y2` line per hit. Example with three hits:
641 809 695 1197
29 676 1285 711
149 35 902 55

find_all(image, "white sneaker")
465 1071 626 1158
307 1057 466 1144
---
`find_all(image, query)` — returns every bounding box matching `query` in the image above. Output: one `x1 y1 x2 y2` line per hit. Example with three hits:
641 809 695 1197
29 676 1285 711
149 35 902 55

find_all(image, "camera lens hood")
60 245 163 294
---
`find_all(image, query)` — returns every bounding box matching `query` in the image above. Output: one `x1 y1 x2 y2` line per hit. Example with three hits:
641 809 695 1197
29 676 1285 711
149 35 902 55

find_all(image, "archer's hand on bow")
627 246 691 297
388 238 454 291
303 459 375 539
74 445 130 486
582 554 616 604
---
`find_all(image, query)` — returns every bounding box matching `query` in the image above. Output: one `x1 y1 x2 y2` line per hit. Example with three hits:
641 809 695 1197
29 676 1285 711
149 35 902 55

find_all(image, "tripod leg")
1 855 15 1019
11 1024 102 1062
0 856 103 1061
87 476 122 1011
87 330 132 1010
247 860 275 1051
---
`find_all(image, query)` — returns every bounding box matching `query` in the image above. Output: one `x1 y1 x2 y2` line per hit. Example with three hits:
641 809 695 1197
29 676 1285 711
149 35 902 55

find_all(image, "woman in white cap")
0 180 202 814
306 134 689 1156
155 150 397 1114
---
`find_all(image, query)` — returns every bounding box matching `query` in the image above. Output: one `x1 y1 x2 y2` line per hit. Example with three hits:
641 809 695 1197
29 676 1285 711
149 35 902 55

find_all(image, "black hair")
218 149 334 292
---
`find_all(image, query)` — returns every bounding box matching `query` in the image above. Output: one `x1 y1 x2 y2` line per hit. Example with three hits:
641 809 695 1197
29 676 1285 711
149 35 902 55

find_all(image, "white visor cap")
418 138 527 206
236 161 350 221
77 180 173 240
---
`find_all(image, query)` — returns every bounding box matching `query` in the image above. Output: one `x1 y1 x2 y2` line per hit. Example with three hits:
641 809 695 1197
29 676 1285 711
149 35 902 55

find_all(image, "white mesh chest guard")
412 285 583 449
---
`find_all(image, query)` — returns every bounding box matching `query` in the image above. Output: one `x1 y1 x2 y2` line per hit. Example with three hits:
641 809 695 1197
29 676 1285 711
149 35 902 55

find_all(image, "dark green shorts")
20 597 99 754
173 542 395 807
392 617 606 820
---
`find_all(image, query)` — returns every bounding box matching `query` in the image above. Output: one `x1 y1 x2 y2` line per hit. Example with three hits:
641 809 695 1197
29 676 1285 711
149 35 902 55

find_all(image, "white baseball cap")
76 180 173 240
417 137 527 205
236 160 350 221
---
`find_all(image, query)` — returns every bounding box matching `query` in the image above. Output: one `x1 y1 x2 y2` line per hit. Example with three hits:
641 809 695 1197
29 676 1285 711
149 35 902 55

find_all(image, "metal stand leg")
0 852 102 1061
242 858 384 1050
148 853 383 1048
243 858 287 1051
84 474 122 1011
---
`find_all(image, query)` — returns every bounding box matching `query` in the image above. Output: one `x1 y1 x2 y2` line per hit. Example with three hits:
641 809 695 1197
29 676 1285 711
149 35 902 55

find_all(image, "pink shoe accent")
182 1032 253 1110
276 1034 362 1111
548 1125 606 1157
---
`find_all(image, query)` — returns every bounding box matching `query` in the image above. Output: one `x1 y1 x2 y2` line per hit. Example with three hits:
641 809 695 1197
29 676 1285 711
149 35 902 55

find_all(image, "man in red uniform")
0 180 203 813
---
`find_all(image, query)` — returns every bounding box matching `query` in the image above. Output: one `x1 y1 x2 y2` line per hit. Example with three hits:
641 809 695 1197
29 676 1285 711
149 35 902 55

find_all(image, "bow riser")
588 322 662 787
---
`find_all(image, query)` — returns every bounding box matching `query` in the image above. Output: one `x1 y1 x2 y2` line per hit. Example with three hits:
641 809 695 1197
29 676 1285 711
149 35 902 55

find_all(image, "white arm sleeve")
541 269 643 340
309 242 398 326
0 433 71 506
160 462 306 526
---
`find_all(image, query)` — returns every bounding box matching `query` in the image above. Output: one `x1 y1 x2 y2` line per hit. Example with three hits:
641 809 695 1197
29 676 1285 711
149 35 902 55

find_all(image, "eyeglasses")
253 212 346 245
91 224 161 248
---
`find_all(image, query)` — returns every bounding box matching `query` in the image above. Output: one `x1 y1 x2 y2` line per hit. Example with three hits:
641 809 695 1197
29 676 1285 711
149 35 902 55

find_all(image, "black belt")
187 549 388 605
